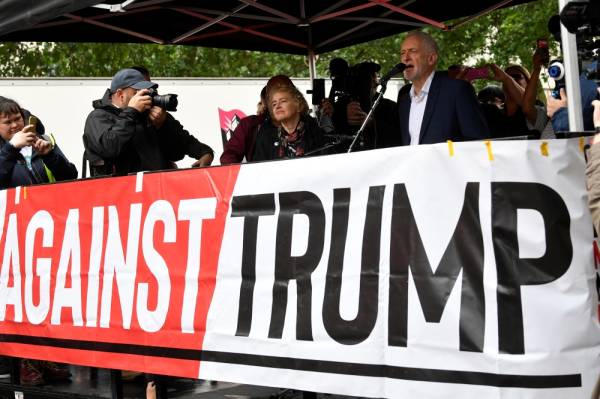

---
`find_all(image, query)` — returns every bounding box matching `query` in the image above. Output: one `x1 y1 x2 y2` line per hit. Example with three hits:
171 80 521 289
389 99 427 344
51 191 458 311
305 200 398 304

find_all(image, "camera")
547 1 599 95
550 1 600 78
559 0 599 36
548 60 566 98
147 88 178 111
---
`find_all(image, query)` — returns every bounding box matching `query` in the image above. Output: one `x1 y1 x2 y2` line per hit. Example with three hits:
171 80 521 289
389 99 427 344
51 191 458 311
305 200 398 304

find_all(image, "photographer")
83 68 213 176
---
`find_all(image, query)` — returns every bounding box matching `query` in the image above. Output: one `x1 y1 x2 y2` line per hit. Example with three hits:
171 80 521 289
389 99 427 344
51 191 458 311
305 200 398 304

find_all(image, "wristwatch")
41 133 56 150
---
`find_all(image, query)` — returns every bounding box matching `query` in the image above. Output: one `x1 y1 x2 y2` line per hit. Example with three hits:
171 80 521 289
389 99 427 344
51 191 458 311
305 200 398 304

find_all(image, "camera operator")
83 68 213 176
547 75 598 132
546 11 599 132
327 60 399 150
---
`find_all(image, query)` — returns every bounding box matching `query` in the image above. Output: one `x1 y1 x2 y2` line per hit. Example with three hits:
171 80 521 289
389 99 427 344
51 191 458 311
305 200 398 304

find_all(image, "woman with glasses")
489 49 552 138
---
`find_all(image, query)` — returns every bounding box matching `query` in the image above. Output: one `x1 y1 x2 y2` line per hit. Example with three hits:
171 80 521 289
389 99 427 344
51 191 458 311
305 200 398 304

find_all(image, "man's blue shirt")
551 75 599 131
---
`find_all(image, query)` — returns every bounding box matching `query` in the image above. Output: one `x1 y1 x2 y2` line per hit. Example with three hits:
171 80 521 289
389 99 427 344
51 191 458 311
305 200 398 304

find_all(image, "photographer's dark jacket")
83 89 213 176
0 137 77 189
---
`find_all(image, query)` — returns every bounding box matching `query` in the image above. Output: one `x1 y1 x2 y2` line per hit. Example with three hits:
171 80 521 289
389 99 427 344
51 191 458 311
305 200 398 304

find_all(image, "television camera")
308 58 381 136
548 0 600 93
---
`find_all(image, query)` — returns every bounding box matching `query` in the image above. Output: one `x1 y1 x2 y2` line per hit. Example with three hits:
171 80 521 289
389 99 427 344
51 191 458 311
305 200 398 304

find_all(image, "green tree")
0 0 558 78
318 0 558 75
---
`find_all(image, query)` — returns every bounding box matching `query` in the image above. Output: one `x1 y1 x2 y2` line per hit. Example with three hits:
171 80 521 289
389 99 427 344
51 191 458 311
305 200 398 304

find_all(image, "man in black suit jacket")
397 31 490 146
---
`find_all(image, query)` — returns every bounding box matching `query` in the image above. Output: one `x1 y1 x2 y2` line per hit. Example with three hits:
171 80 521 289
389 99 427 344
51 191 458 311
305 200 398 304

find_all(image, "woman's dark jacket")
0 138 78 189
252 115 325 162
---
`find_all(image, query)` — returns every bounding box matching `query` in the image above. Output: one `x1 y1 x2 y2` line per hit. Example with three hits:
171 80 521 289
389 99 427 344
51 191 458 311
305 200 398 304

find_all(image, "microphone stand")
347 81 390 153
304 139 343 156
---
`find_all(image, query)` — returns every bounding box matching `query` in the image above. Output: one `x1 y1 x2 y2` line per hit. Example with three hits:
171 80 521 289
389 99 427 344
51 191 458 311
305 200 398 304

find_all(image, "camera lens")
151 94 178 111
548 62 565 80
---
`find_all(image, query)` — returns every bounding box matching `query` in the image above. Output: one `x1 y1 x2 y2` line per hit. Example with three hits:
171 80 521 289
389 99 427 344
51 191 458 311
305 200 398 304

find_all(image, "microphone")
380 63 406 84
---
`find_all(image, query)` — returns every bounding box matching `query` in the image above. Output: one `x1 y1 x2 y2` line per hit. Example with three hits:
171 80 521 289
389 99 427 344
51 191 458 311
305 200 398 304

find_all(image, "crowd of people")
2 31 597 185
0 29 598 391
221 31 599 165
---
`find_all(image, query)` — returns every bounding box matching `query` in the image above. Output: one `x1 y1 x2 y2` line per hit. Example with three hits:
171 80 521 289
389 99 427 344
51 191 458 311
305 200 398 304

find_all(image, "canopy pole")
558 0 583 131
308 49 317 82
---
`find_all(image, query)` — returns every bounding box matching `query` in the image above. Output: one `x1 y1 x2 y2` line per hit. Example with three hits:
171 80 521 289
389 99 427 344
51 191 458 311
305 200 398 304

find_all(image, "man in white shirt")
397 31 490 145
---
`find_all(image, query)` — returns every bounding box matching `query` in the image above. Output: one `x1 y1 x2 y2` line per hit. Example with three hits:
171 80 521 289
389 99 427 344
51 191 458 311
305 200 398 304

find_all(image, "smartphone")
28 115 38 133
464 66 489 81
536 39 550 65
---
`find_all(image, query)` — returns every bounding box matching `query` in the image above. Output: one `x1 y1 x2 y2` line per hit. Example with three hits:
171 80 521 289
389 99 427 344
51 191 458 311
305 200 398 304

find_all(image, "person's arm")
522 50 545 126
21 109 46 135
83 107 140 158
146 381 156 399
346 101 368 127
547 88 568 132
83 90 152 159
191 153 213 167
160 113 213 166
489 63 525 116
0 142 20 189
220 116 256 165
38 143 78 181
0 125 39 188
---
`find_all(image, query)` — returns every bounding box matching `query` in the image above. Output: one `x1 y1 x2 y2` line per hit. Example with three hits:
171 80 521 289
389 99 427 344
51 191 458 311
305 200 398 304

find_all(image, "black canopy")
0 0 534 55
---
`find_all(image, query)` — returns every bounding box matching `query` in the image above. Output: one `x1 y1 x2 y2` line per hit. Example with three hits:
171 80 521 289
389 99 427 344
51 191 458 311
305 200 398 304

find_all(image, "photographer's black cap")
110 68 158 92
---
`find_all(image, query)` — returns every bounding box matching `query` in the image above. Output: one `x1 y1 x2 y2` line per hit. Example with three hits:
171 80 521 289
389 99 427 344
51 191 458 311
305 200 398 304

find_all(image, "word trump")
231 182 571 355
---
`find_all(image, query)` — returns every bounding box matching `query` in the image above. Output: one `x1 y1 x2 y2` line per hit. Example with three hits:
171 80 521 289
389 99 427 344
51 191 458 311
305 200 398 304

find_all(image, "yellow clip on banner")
485 141 494 161
447 140 455 157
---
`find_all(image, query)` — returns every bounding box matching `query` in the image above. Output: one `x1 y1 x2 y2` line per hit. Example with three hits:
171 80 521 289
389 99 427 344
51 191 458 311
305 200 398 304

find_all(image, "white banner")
0 138 596 398
202 138 600 399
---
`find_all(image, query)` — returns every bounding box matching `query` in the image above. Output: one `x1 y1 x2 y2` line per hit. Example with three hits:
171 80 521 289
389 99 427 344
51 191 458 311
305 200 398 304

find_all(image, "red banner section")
0 165 240 378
